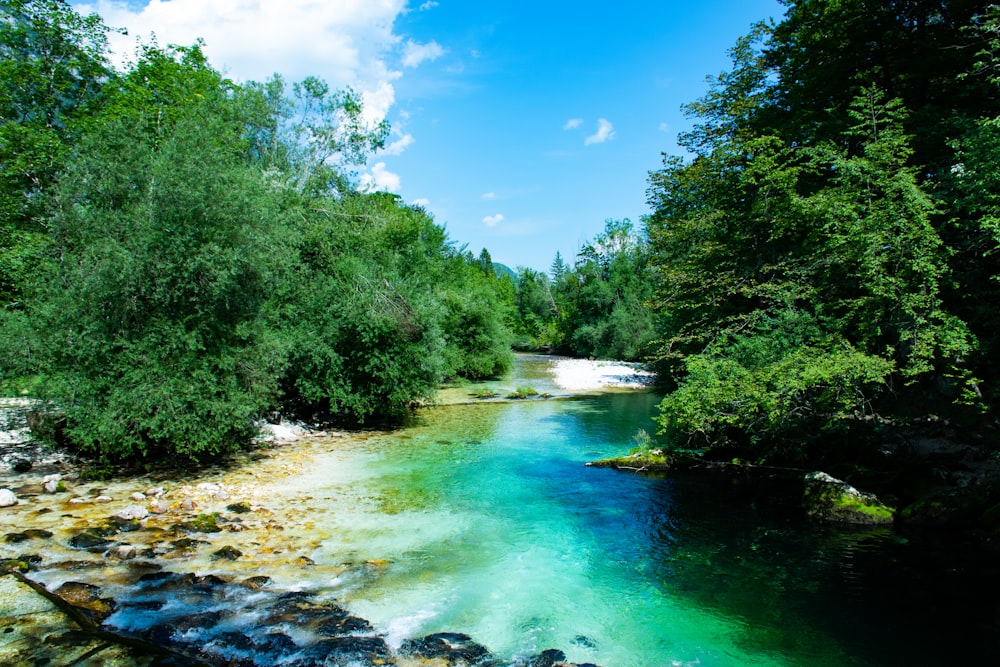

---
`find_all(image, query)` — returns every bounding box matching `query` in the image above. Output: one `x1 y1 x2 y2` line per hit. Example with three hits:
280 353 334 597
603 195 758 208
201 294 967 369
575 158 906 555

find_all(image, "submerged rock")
803 471 895 525
67 530 114 551
211 545 243 561
401 632 494 665
53 581 116 622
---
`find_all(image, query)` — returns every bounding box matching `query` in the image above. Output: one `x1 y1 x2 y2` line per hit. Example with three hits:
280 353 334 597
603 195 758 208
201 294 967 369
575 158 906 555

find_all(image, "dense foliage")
509 218 656 361
646 0 1000 459
0 1 512 460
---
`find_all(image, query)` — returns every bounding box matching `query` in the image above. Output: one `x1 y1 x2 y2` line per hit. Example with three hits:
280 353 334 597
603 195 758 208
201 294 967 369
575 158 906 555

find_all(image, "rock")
214 489 230 501
803 471 895 525
226 501 252 514
95 495 113 503
211 545 243 561
145 486 165 497
12 458 32 473
54 581 117 622
196 482 220 493
42 474 64 494
306 636 393 665
108 544 138 561
401 632 493 664
149 499 169 514
130 492 146 502
68 530 114 551
115 505 149 521
240 575 272 591
69 497 87 504
25 529 53 539
179 512 221 533
0 488 17 507
181 498 197 511
171 537 209 552
529 649 568 667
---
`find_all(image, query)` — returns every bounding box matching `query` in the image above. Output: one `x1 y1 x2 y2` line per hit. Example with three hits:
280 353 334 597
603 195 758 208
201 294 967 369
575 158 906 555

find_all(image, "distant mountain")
493 262 516 279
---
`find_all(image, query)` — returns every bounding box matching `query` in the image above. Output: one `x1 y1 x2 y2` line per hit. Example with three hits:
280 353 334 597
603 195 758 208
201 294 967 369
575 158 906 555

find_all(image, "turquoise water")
300 392 835 666
291 359 998 666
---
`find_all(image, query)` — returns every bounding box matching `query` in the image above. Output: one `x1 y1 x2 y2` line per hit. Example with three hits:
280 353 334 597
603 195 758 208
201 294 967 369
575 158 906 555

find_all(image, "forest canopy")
644 0 1000 459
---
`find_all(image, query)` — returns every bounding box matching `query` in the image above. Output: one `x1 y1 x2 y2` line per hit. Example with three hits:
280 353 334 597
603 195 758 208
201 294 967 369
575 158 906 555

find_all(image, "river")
1 355 998 665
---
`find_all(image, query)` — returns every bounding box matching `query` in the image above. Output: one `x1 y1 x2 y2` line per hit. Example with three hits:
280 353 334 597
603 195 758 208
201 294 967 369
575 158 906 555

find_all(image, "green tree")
0 0 116 305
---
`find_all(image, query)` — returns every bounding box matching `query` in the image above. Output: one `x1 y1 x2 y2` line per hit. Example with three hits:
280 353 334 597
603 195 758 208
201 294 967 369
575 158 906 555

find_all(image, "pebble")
145 487 165 497
0 488 16 507
130 492 146 502
96 496 113 503
69 497 86 505
181 499 197 511
149 499 168 514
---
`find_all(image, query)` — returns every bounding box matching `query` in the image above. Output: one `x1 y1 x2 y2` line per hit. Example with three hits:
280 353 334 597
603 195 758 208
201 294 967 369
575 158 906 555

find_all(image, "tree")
0 0 116 305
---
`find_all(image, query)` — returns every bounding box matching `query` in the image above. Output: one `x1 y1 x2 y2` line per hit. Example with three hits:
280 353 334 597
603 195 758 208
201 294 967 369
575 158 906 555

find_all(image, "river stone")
148 499 168 514
145 486 165 497
528 649 568 667
401 632 493 664
115 505 149 521
130 492 146 502
803 471 895 525
54 581 116 622
12 458 32 473
68 530 114 551
211 545 242 561
240 575 272 591
0 488 17 507
226 501 252 514
108 544 138 561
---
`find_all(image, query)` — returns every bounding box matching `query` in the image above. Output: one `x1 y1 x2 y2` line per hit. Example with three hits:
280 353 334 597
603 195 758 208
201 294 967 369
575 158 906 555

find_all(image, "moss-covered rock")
587 449 692 472
803 471 894 525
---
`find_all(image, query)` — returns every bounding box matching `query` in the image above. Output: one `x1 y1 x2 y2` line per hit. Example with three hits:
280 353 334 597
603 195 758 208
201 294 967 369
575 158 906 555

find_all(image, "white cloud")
659 122 670 132
79 0 408 124
483 214 504 227
383 132 414 156
419 1 439 10
402 39 445 68
481 192 496 200
563 118 583 131
412 197 431 207
360 162 401 193
585 118 615 146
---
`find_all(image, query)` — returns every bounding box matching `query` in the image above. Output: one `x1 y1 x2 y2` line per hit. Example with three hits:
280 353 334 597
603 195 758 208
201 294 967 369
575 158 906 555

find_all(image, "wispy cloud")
402 39 445 68
360 162 401 193
658 122 670 132
585 118 615 146
412 197 431 207
481 192 496 200
419 1 439 10
382 132 414 156
563 118 583 131
483 214 505 227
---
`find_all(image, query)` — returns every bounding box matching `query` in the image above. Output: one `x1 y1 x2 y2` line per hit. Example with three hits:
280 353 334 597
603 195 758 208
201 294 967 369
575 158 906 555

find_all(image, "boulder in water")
0 488 18 507
803 471 894 525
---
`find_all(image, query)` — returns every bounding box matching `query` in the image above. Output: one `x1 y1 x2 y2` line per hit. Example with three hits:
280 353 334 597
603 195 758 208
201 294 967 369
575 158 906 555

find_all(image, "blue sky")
74 0 784 272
